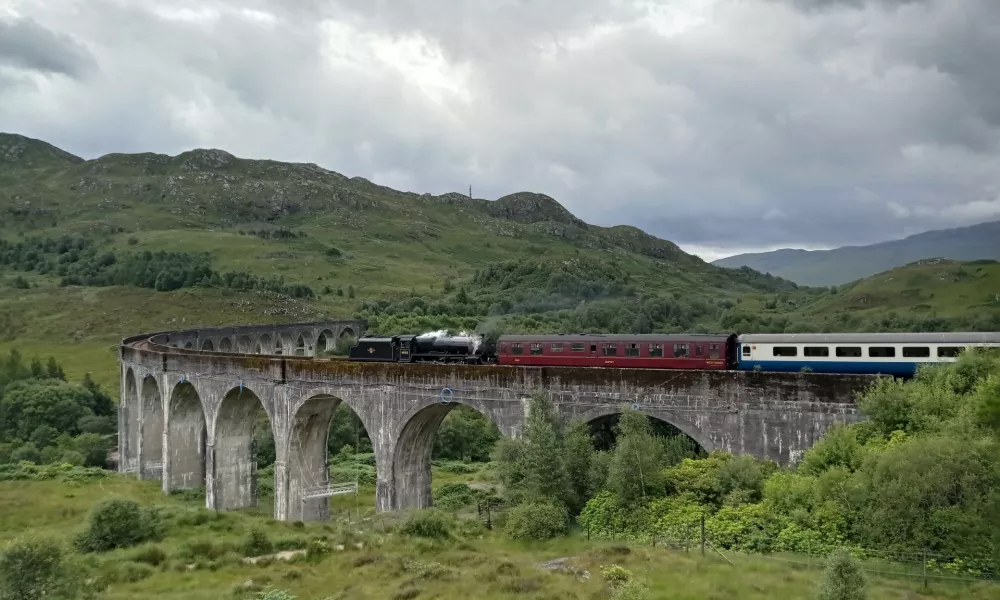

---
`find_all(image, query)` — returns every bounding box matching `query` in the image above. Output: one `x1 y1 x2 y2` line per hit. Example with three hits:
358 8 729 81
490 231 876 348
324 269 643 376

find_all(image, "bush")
504 502 568 540
600 564 632 586
75 499 157 553
400 510 452 540
242 529 274 557
611 579 651 600
816 549 867 600
0 537 85 600
130 544 167 567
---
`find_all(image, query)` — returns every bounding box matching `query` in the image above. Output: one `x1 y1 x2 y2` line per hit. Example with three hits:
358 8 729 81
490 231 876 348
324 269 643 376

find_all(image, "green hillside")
713 221 1000 286
1 132 998 388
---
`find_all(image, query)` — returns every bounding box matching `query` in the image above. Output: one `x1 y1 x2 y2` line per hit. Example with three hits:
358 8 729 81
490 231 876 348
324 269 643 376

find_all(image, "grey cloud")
0 17 94 77
1 0 999 253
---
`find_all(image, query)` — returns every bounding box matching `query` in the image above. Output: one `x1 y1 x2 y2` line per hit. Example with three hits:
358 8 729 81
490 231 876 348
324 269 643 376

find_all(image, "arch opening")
213 387 274 512
183 342 193 349
294 334 308 356
122 368 139 473
316 329 334 355
167 382 207 492
219 337 233 352
586 412 707 463
287 396 373 521
274 337 284 355
337 327 357 352
140 376 164 480
201 339 214 351
392 403 502 510
257 334 272 355
237 335 253 353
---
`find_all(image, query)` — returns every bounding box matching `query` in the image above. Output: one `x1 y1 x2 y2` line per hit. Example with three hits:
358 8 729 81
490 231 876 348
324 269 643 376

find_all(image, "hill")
0 132 997 389
713 221 1000 286
727 258 1000 334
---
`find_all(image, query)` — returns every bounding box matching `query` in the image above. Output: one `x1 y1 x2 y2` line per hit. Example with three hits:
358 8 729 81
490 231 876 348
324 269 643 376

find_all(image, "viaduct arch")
119 319 877 521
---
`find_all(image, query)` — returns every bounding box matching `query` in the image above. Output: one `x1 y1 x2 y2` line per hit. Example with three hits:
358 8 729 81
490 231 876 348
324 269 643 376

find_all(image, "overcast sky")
1 0 998 261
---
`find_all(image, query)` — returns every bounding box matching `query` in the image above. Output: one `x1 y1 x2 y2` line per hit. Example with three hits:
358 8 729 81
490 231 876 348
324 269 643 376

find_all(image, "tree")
815 549 867 600
494 393 572 508
44 358 64 381
607 410 665 505
0 536 86 600
347 285 355 299
562 419 596 513
0 380 93 442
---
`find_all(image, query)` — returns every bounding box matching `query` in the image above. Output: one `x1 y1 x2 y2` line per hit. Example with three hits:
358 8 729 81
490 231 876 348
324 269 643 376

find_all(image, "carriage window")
511 344 523 355
868 347 896 358
649 344 664 357
674 344 689 357
938 346 962 358
550 343 564 352
571 343 586 352
591 344 597 352
742 345 751 356
602 344 618 356
709 344 721 358
773 347 798 357
530 343 543 356
499 344 506 353
804 347 829 357
625 343 640 357
836 347 862 357
695 345 704 356
903 346 930 358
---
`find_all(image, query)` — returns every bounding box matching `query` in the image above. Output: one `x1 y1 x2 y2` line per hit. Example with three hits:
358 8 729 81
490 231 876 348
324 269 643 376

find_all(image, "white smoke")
417 329 484 353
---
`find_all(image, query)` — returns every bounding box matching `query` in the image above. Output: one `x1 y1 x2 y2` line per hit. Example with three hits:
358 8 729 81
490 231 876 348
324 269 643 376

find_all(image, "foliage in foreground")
75 499 159 553
0 537 89 600
566 350 1000 575
816 549 868 600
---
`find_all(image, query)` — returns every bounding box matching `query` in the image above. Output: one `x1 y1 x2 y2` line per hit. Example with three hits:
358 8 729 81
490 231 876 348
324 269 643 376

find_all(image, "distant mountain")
713 221 1000 286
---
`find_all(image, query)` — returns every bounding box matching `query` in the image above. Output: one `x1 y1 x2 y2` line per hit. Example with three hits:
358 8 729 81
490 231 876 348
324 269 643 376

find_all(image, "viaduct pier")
118 320 879 521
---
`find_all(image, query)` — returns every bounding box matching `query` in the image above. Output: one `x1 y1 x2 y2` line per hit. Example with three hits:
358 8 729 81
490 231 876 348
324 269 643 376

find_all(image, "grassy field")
1 469 996 600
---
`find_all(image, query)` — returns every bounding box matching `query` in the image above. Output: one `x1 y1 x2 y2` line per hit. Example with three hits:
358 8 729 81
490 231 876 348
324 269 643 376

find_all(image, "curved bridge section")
119 320 878 521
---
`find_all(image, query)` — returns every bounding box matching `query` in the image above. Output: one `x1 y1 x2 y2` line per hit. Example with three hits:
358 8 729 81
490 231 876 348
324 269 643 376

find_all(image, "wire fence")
583 517 998 589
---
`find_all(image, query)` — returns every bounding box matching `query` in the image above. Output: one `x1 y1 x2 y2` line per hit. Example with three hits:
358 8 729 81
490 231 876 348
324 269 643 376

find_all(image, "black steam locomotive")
348 332 495 364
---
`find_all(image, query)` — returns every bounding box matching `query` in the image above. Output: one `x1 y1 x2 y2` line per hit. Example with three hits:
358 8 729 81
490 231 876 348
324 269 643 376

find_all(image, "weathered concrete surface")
119 321 879 521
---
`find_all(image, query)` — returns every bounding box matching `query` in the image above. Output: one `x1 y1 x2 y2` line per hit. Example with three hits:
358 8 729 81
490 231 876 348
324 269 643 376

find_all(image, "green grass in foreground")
1 469 996 600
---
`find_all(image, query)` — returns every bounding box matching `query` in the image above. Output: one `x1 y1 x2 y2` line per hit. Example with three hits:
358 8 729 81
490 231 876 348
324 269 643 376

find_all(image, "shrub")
401 510 452 540
816 549 867 600
600 564 632 586
0 537 85 600
130 544 167 567
504 502 568 540
612 579 651 600
75 499 157 553
243 529 274 557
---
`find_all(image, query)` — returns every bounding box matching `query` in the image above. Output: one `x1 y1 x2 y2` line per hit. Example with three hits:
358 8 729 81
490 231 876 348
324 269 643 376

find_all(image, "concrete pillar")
273 460 288 521
205 442 216 511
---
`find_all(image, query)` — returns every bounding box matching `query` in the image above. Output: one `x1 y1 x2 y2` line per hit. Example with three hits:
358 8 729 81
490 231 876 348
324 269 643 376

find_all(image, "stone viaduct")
119 319 879 522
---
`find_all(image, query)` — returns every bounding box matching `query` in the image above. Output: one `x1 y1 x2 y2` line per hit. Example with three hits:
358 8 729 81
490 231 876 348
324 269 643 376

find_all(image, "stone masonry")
119 320 879 521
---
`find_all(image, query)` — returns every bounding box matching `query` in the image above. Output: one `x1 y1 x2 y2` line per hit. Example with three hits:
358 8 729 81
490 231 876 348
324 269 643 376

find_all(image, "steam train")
348 331 1000 376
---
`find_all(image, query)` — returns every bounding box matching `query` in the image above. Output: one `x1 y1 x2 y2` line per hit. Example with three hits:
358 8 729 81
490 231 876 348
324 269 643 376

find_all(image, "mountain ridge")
713 220 1000 286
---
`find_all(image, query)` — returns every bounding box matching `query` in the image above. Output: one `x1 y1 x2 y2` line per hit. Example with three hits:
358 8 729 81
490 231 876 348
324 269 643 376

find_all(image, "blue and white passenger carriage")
736 332 1000 376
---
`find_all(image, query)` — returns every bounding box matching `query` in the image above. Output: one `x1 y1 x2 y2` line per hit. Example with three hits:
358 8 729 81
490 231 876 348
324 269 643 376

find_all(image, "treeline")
0 235 314 298
0 350 116 468
360 256 999 337
489 350 1000 575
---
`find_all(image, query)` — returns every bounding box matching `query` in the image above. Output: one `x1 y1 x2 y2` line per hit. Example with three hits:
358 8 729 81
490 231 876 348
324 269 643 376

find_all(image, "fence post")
685 525 690 553
587 523 591 541
700 514 706 556
922 549 927 591
486 501 492 530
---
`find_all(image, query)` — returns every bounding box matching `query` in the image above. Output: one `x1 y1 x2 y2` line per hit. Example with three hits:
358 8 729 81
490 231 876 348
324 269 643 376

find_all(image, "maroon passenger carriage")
496 333 738 370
